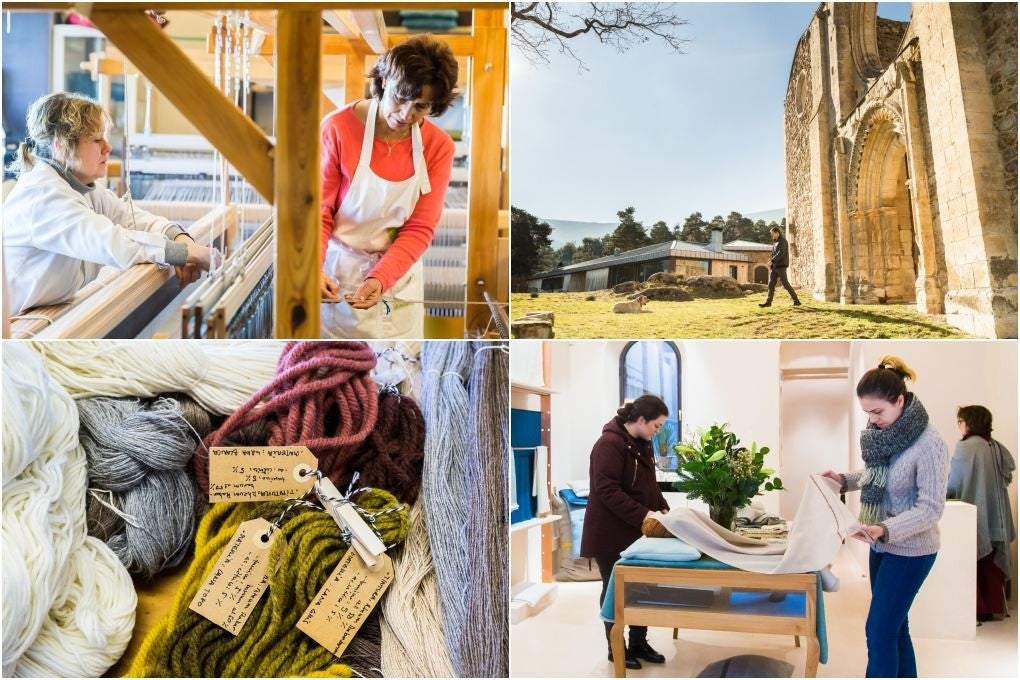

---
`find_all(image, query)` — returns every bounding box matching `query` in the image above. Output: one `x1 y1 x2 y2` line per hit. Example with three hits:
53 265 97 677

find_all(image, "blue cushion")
620 536 702 562
559 488 587 506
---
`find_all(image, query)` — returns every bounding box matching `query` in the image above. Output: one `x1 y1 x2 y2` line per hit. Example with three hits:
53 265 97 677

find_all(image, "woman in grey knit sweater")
822 356 949 678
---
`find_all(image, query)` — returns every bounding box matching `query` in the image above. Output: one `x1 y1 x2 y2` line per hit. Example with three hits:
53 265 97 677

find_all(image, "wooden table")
609 564 820 677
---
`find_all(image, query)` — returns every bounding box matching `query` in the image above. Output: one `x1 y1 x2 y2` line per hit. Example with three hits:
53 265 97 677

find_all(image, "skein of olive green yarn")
128 490 408 678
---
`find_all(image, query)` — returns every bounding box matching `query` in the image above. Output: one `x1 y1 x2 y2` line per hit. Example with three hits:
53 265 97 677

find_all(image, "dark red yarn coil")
194 341 379 491
326 389 426 504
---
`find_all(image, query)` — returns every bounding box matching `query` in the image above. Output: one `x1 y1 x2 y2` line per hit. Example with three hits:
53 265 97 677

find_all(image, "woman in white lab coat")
319 35 458 338
3 92 217 316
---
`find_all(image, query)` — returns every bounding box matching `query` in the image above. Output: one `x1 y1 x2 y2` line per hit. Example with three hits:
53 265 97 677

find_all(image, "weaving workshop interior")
2 339 509 677
510 340 1018 678
1 2 509 340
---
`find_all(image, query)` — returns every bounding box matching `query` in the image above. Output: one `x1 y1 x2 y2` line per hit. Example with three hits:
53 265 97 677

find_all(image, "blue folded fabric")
559 488 587 506
600 557 829 664
620 536 701 562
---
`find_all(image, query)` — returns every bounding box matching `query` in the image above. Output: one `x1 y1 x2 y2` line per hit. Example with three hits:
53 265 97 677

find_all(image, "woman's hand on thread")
320 272 340 300
175 237 217 287
852 524 885 544
344 277 383 310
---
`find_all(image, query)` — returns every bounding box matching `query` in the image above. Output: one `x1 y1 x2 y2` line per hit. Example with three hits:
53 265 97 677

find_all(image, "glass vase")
709 504 737 531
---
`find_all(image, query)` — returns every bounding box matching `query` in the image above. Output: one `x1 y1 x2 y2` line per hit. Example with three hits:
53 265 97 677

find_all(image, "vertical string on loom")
212 12 225 271
238 10 253 246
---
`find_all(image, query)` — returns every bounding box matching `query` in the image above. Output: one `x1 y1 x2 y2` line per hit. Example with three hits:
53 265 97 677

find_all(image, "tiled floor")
510 550 1017 678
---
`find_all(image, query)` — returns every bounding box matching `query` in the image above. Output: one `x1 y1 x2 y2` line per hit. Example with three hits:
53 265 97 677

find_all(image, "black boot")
629 638 666 664
793 299 802 306
608 648 642 670
759 301 772 308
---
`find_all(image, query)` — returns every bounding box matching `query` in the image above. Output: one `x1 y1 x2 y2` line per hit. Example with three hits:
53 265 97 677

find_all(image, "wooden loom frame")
4 2 508 339
611 564 820 678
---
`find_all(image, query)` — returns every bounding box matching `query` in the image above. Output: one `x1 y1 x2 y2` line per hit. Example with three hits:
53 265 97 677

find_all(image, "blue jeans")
865 550 937 677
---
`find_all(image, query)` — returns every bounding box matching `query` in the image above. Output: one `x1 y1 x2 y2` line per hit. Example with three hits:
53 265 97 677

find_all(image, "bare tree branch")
511 2 690 69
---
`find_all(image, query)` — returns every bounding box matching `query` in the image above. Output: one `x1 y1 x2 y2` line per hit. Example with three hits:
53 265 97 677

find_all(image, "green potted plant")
673 423 783 530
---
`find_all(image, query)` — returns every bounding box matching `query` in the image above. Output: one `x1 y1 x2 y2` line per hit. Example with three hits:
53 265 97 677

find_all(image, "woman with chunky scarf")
821 356 949 678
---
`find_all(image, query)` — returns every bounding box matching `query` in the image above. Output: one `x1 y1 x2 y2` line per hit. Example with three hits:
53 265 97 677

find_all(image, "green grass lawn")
511 290 971 339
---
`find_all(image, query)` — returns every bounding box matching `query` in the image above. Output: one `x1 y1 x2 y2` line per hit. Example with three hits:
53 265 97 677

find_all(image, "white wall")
681 341 784 514
850 340 1018 591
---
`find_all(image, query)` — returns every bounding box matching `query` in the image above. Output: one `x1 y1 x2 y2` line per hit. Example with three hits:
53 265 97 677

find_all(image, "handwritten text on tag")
208 446 317 502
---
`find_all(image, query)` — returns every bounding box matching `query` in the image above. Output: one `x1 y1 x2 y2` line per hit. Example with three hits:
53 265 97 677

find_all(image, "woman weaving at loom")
319 35 457 338
3 92 218 316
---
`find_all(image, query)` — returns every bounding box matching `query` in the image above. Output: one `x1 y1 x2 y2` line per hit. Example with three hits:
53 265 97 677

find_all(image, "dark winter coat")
770 234 791 268
580 417 669 560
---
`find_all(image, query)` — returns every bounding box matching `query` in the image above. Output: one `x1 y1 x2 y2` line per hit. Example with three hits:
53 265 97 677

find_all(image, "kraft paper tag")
315 477 388 567
208 446 317 502
189 518 280 634
297 550 394 657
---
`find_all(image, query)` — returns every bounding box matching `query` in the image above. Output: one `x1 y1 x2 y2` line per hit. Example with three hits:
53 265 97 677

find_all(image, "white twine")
29 340 284 414
2 344 136 677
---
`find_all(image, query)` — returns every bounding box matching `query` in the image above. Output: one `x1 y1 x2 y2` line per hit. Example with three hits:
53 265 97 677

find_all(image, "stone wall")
784 30 815 293
876 17 909 64
981 1 1018 233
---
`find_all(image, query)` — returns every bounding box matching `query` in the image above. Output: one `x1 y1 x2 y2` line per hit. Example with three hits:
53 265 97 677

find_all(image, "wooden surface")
88 9 274 202
105 562 190 678
611 565 820 678
465 7 508 334
274 10 322 338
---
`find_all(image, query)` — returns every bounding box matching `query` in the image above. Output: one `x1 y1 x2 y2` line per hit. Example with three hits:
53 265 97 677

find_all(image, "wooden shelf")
511 381 554 396
509 514 560 533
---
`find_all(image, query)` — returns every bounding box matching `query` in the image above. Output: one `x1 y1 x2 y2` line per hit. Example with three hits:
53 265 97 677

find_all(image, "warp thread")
78 394 215 579
420 341 473 675
29 340 284 415
195 342 380 492
461 341 510 677
2 344 136 678
126 488 409 678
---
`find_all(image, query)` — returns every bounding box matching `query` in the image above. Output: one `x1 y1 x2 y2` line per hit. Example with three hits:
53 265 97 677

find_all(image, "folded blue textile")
600 557 829 664
620 536 701 562
559 488 588 506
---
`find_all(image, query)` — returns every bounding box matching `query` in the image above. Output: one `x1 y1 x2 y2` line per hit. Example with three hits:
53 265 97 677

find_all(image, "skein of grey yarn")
461 342 510 678
421 341 472 676
79 395 212 580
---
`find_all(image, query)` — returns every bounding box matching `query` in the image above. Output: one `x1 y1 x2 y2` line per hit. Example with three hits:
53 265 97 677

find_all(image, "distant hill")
542 218 617 248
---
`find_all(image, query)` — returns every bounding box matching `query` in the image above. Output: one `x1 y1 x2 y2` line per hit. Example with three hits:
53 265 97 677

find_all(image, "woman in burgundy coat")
580 395 671 670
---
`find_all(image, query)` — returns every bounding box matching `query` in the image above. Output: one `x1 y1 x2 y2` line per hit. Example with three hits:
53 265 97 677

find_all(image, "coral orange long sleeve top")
320 102 455 292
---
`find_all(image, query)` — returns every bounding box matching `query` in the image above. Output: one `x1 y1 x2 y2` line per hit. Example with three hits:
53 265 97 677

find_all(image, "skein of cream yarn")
29 340 284 414
2 344 136 678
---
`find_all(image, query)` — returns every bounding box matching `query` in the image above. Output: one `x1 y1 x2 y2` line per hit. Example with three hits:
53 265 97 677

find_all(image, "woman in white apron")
319 35 458 339
3 93 217 316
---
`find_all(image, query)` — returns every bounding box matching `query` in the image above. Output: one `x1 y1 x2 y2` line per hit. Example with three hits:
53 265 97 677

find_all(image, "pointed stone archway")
845 104 940 309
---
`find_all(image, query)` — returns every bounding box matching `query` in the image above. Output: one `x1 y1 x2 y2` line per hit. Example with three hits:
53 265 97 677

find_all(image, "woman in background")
319 34 457 338
580 394 671 671
947 405 1016 622
3 92 216 315
822 356 949 678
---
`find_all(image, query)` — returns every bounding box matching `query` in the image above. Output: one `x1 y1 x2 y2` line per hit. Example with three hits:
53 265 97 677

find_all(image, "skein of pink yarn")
194 341 379 491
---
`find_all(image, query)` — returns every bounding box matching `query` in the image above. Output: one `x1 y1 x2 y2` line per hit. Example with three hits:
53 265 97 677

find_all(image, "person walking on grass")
759 226 802 308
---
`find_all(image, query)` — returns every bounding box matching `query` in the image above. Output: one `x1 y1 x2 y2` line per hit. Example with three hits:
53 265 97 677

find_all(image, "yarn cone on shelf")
461 342 510 678
2 344 135 678
29 340 284 415
195 341 380 491
127 488 409 677
420 341 473 675
78 394 214 579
